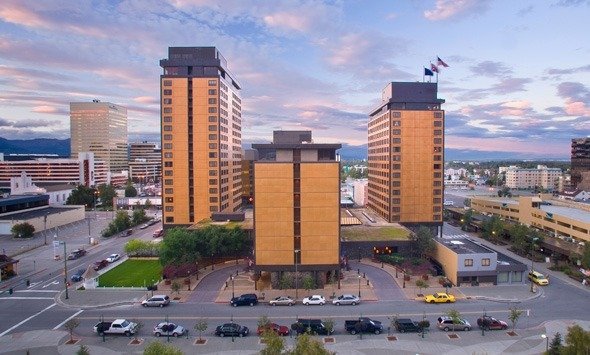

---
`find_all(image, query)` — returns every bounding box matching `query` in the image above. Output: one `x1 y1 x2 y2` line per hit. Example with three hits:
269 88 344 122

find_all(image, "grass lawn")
341 226 411 241
98 259 162 287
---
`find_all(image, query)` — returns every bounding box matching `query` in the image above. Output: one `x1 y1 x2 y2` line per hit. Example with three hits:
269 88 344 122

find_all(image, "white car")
332 294 360 306
106 253 120 263
302 295 326 306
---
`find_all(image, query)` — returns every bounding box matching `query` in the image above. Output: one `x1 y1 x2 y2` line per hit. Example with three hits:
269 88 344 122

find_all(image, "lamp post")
230 275 235 299
530 237 539 293
294 249 300 300
541 334 548 351
60 240 69 299
43 213 48 245
358 274 362 298
187 270 191 291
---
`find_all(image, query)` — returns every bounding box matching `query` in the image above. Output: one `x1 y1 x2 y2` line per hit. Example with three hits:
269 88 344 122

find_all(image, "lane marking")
42 281 60 288
16 290 59 293
53 310 84 330
0 297 55 300
0 303 57 336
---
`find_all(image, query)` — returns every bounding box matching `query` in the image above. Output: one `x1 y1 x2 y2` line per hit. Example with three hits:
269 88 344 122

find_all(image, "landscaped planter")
404 275 411 281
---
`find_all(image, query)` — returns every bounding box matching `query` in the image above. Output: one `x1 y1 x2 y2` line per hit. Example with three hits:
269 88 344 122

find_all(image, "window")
513 271 522 282
163 98 172 104
208 89 217 95
208 116 217 122
209 179 217 185
163 125 172 131
163 80 172 86
163 134 172 140
209 143 217 149
392 138 401 144
209 188 218 194
163 143 172 149
164 170 173 176
164 179 173 185
482 258 491 266
208 80 217 86
209 152 217 158
434 120 442 127
165 206 173 212
209 197 218 203
208 98 217 104
434 112 443 118
208 134 217 140
392 129 401 135
165 197 173 203
163 116 172 122
163 89 172 95
209 170 217 176
164 152 173 158
392 121 401 126
434 147 442 152
208 125 217 131
164 188 173 194
392 112 401 118
164 162 173 167
464 259 473 267
434 138 442 144
208 107 217 113
163 107 172 113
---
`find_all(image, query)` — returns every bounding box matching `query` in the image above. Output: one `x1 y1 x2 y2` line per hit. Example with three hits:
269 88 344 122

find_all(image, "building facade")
159 47 242 227
241 149 258 206
571 137 590 190
70 101 128 173
367 82 445 227
504 165 562 190
252 131 341 283
129 142 161 184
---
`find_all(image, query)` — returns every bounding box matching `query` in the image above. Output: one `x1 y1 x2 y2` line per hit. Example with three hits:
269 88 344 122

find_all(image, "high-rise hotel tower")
367 82 445 227
160 47 242 227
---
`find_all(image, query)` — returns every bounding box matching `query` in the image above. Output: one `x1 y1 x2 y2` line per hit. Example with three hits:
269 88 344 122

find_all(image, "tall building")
367 82 445 227
571 137 590 190
159 47 242 227
253 131 341 283
129 142 162 184
70 101 128 173
241 149 258 205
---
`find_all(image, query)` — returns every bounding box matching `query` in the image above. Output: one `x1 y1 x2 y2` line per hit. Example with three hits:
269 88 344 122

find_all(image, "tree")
76 345 90 355
508 307 523 330
125 182 138 197
323 319 334 335
160 228 201 266
66 185 95 207
547 332 562 355
144 199 152 209
97 184 117 209
260 329 285 355
132 320 143 341
288 333 333 355
171 281 181 295
302 274 315 292
194 318 208 341
562 324 590 355
509 224 530 255
132 208 148 225
463 198 471 207
143 341 183 355
279 273 293 289
415 279 429 295
64 318 80 342
446 309 462 325
461 209 473 231
412 226 436 258
482 215 503 242
581 242 590 269
11 222 35 238
258 315 271 329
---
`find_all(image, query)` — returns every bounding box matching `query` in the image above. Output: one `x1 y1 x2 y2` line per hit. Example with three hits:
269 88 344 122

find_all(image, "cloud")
424 0 491 21
133 96 159 104
516 5 534 16
491 78 531 94
31 105 68 115
557 82 590 102
546 64 590 76
470 61 513 77
552 0 590 6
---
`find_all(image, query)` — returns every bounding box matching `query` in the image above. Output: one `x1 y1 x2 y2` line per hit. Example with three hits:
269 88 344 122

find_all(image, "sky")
0 0 588 159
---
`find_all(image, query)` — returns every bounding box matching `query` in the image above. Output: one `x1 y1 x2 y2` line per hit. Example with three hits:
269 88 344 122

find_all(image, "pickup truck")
94 319 137 336
344 317 383 335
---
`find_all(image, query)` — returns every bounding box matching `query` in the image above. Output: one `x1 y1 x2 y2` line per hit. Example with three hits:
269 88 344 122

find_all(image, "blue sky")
0 0 588 158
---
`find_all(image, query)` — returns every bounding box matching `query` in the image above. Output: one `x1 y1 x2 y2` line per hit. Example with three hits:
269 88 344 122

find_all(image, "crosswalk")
441 233 471 239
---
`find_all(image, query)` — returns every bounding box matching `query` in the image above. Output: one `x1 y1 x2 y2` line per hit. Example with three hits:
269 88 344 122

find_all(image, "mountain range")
0 137 568 161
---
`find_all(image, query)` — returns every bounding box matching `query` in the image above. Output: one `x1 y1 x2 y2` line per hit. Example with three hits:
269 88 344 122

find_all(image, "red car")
477 316 508 330
93 260 108 271
257 323 290 336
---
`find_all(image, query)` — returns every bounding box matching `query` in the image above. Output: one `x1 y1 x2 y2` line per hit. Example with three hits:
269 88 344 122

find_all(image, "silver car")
437 316 472 332
153 322 187 337
332 294 360 306
141 295 170 307
269 296 295 306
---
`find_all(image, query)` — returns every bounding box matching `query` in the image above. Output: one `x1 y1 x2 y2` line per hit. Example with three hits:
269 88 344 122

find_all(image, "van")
528 271 549 286
141 295 170 307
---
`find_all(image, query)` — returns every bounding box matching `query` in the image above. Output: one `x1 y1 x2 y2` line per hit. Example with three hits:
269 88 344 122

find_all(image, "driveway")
349 261 405 301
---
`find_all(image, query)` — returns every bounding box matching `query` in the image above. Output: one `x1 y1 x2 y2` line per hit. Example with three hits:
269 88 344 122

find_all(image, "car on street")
153 229 164 238
257 322 290 336
215 323 249 337
269 296 295 306
71 269 85 282
230 293 258 307
106 254 120 263
528 271 549 285
153 322 187 337
93 259 108 271
394 318 427 333
332 294 360 306
291 319 333 335
94 319 137 336
124 229 133 236
139 223 150 229
344 317 383 335
424 292 456 303
437 316 472 332
67 249 87 260
477 316 508 330
302 295 326 306
141 295 170 307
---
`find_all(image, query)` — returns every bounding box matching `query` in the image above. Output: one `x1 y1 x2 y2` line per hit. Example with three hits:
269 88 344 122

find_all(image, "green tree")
323 319 334 335
415 279 429 295
258 315 271 329
288 333 333 355
482 215 503 242
580 242 590 269
145 199 152 209
143 341 183 355
509 223 530 254
260 329 285 355
97 184 117 209
562 324 590 355
160 228 201 266
412 226 436 258
171 281 181 295
446 309 462 325
125 182 137 197
279 273 293 289
508 307 523 330
132 209 148 226
113 210 131 231
194 318 208 341
11 222 35 238
463 198 471 207
301 274 315 292
461 209 473 231
64 317 80 342
66 185 95 207
76 345 90 355
547 332 562 355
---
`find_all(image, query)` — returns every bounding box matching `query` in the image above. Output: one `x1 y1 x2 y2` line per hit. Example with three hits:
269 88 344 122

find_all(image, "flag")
424 68 434 76
437 56 449 67
431 63 439 73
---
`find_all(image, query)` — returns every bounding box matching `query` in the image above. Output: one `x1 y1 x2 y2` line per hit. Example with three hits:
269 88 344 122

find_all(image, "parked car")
153 322 187 337
269 296 295 306
141 295 170 307
230 293 258 307
394 318 427 333
148 219 160 226
106 254 120 263
332 294 360 306
437 316 472 332
477 316 508 330
291 319 333 335
344 317 383 335
139 223 150 229
71 269 85 282
67 249 87 260
124 229 133 236
153 229 164 238
215 323 249 337
424 292 456 303
528 271 549 286
93 319 137 336
257 322 290 336
93 260 108 271
302 295 326 306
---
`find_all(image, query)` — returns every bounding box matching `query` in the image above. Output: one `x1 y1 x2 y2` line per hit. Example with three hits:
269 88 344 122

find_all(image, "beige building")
504 165 562 190
70 101 128 173
253 131 341 281
367 82 445 227
159 47 242 227
129 142 161 184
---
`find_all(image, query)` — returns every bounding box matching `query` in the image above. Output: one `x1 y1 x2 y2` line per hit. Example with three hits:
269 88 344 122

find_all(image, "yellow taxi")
528 271 549 286
424 292 456 303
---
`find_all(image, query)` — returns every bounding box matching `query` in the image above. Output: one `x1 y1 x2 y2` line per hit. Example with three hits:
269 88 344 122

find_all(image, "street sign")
53 240 60 247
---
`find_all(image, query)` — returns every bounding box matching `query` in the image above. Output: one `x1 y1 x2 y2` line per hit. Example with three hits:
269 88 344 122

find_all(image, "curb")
473 287 544 303
54 289 139 310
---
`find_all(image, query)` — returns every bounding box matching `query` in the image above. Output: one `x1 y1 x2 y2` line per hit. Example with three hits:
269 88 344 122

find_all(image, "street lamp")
530 237 539 293
541 334 548 351
230 275 235 299
43 213 48 245
54 240 69 299
294 249 300 300
358 274 362 298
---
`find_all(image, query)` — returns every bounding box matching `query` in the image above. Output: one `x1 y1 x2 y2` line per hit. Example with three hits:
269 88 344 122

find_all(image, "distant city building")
571 137 590 190
128 142 161 184
241 149 258 205
367 82 445 229
252 131 341 282
10 172 73 205
444 168 468 181
160 47 242 227
352 179 368 206
558 189 590 202
0 152 107 188
70 101 128 173
504 165 561 190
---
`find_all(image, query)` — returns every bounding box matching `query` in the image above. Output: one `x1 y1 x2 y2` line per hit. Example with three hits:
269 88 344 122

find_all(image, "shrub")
11 222 35 238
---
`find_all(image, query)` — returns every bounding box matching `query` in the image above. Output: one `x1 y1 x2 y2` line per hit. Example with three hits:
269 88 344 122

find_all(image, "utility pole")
63 241 69 299
43 213 48 245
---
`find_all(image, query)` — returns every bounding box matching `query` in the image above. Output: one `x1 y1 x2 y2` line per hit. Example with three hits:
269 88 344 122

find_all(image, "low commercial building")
504 165 562 190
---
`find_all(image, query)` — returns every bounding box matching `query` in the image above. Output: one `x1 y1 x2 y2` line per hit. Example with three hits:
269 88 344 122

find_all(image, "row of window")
464 258 491 267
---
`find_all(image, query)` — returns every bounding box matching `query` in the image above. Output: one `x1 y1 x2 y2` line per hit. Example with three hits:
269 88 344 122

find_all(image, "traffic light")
26 279 30 287
8 288 13 295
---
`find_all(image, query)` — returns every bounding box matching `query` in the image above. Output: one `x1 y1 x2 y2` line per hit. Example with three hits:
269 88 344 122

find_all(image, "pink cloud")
263 12 310 32
133 96 159 104
565 101 590 116
32 105 59 114
446 136 568 155
424 0 490 21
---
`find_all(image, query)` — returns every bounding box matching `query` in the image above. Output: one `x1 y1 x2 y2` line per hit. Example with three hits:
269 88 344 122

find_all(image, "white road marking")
0 303 57 336
0 297 55 300
27 282 40 288
42 281 59 288
53 310 84 330
16 290 59 293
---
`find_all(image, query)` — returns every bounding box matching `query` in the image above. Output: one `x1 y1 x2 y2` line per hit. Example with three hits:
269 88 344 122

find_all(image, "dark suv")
67 249 87 260
71 269 85 282
395 318 426 333
291 319 333 335
230 293 258 307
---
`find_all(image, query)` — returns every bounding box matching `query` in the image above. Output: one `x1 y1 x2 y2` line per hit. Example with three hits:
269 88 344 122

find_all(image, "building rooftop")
540 205 590 224
0 206 80 221
439 236 495 254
